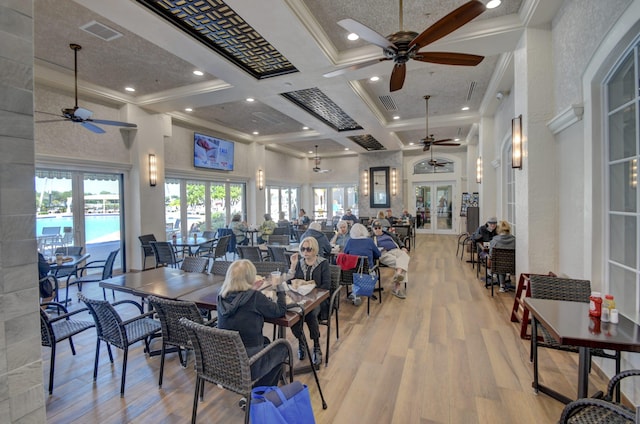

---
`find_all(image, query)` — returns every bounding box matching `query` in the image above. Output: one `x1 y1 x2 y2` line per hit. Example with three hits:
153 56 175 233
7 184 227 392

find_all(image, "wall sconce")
391 168 397 196
148 153 157 187
512 114 523 169
476 157 483 184
631 159 637 188
362 169 369 196
257 169 264 191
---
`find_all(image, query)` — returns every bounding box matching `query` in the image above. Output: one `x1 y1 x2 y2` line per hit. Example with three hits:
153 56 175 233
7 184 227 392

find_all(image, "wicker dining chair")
151 241 183 269
253 261 287 277
266 234 289 246
559 369 640 423
340 256 380 315
147 296 216 387
529 275 622 401
40 301 95 394
178 318 294 424
237 245 264 262
78 293 161 396
211 260 233 276
485 247 515 296
64 249 119 306
180 256 209 273
320 265 342 366
138 234 157 270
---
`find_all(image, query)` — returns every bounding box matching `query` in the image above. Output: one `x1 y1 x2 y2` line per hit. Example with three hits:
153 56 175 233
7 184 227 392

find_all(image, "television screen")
194 132 234 171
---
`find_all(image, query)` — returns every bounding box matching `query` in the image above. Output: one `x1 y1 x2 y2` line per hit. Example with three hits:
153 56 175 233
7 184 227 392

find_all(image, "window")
606 42 639 322
36 169 124 271
265 186 300 221
165 178 246 236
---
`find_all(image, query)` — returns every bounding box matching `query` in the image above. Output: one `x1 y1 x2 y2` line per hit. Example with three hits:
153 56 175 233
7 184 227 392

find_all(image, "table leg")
577 347 589 399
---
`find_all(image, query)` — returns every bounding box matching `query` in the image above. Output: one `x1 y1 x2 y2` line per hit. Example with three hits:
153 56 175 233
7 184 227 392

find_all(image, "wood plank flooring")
44 234 609 423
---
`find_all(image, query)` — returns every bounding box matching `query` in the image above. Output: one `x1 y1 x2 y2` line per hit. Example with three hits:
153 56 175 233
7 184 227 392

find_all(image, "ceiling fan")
324 0 486 92
421 95 460 151
427 147 452 171
312 145 331 173
35 43 137 134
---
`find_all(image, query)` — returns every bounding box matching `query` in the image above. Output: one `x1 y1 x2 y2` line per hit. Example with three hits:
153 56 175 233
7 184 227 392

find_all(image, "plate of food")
289 279 316 296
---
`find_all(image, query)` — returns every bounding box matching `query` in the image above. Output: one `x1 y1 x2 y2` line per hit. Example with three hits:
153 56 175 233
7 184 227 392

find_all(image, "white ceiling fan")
312 145 331 173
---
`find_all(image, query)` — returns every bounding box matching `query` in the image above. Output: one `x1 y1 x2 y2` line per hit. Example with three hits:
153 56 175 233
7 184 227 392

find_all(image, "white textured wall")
552 0 631 115
0 0 47 421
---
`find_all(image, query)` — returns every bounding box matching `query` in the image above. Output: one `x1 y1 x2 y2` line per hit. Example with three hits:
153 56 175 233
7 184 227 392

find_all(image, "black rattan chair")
340 256 380 315
253 261 287 277
320 265 342 366
180 256 209 273
529 275 622 402
559 369 640 423
266 234 289 246
178 318 293 424
40 301 95 394
237 245 264 262
200 235 231 263
485 247 515 296
151 241 183 269
64 249 119 306
78 293 161 396
147 296 216 387
138 234 157 270
211 260 233 276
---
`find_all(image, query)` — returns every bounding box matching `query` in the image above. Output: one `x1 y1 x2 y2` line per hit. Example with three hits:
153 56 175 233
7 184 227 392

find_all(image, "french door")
413 182 456 234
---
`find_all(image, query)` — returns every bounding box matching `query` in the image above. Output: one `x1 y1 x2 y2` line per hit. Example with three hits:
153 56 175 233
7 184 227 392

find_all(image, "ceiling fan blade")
422 144 431 151
89 119 138 128
408 0 486 50
323 57 389 78
389 63 406 92
337 19 397 50
434 142 460 146
81 121 105 134
433 139 454 143
414 52 484 66
35 110 65 118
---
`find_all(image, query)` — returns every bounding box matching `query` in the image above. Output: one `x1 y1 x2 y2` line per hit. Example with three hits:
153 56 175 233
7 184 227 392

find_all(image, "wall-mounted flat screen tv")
194 132 234 171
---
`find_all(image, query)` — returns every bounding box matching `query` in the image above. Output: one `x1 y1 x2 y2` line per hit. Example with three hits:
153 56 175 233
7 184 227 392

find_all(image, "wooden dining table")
525 297 640 403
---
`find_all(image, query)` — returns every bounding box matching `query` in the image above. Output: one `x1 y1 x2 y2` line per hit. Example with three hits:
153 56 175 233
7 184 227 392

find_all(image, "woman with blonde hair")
489 220 516 292
287 236 330 366
217 260 290 386
375 210 391 229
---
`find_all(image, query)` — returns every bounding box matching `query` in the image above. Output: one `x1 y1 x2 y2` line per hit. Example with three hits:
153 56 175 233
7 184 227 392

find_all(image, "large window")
311 185 359 221
165 178 246 237
36 169 124 271
606 42 639 322
265 186 299 221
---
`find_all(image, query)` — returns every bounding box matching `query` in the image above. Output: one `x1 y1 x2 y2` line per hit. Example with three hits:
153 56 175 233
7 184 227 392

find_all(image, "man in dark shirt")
472 216 498 258
341 209 358 225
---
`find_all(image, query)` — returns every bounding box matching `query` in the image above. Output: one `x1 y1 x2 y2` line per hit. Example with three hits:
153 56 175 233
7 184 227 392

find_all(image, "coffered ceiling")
34 0 560 159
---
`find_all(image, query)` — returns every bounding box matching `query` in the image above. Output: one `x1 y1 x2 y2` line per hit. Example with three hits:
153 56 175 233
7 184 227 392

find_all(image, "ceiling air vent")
80 21 123 42
466 81 477 101
379 95 397 112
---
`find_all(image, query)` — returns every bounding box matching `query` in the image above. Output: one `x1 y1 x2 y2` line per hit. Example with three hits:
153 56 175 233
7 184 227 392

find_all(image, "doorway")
414 182 455 234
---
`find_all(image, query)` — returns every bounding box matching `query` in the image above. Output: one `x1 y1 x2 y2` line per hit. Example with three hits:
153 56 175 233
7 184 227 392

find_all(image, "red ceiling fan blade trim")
408 0 486 50
390 63 406 92
414 52 484 66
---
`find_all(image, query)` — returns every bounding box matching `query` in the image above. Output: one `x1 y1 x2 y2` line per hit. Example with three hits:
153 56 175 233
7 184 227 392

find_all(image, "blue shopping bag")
250 381 315 424
352 272 378 297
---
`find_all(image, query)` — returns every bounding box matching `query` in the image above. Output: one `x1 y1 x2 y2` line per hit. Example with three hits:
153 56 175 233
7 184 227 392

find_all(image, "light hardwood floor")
44 234 609 423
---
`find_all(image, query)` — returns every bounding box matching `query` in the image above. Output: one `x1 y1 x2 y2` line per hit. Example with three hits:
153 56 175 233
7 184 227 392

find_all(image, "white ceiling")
33 0 560 159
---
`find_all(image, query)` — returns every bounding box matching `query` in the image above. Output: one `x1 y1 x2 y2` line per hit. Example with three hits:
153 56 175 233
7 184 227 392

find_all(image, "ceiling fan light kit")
329 0 486 92
312 145 331 173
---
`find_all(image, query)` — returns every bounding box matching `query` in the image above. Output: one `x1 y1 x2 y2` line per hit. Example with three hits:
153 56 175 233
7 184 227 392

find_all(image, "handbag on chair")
250 381 315 424
352 260 378 297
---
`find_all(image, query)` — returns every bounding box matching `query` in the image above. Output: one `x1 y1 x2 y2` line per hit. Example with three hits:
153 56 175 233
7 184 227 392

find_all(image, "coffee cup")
270 271 282 284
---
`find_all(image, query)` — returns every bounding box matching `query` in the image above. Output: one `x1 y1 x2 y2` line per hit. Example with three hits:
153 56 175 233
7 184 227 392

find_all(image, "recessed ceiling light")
369 76 380 82
409 142 415 146
246 98 255 102
486 0 501 9
393 115 400 120
252 131 259 135
454 138 460 142
302 126 309 130
185 108 193 112
347 33 359 41
344 148 349 151
193 70 204 76
461 106 470 111
308 150 313 154
125 87 135 92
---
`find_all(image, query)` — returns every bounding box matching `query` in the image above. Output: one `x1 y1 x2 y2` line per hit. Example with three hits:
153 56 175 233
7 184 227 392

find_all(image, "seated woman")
375 210 391 229
216 259 289 387
370 220 411 299
257 213 277 244
343 223 381 270
286 237 330 366
230 213 249 246
330 220 350 252
489 220 516 292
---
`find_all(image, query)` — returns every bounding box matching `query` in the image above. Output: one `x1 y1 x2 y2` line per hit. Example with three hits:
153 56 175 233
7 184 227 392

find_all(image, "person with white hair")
330 220 350 251
300 221 331 258
371 220 411 299
343 223 381 271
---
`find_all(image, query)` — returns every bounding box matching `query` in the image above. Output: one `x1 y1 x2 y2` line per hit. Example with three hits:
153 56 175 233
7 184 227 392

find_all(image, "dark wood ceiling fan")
324 0 486 92
35 43 137 134
421 95 460 151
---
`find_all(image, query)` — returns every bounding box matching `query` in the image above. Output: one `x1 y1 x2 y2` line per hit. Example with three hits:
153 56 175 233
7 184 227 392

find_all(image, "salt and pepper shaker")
610 309 619 324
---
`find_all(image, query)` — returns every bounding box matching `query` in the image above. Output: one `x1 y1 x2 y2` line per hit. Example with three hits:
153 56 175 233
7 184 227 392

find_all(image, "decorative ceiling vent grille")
379 95 397 111
136 0 298 79
79 20 123 41
281 88 362 132
347 134 386 151
467 81 477 101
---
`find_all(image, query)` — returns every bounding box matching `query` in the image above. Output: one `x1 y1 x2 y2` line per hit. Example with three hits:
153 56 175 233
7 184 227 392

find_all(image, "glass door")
414 182 455 234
